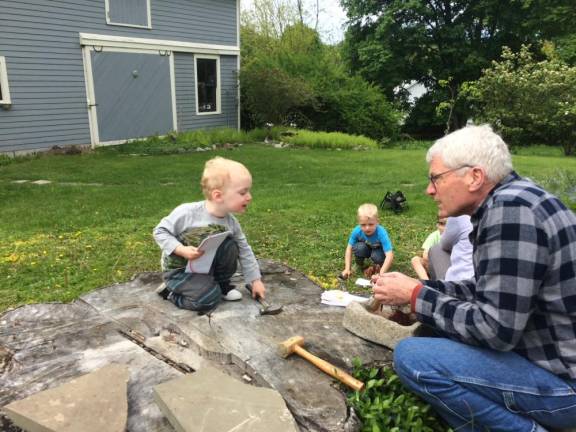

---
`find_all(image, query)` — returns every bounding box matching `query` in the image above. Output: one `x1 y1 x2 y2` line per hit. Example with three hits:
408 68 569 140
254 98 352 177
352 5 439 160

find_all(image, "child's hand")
340 269 351 280
250 279 266 299
175 245 204 261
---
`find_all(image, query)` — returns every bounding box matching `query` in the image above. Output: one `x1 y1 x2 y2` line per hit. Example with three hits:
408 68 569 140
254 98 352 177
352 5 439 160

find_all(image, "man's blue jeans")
394 337 576 431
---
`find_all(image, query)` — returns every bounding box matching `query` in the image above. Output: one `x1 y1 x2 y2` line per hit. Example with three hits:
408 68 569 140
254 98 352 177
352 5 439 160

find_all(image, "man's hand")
340 269 351 280
250 279 266 299
372 272 419 306
175 245 204 261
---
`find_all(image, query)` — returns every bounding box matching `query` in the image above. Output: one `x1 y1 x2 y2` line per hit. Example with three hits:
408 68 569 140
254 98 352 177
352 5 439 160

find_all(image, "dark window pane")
197 58 217 113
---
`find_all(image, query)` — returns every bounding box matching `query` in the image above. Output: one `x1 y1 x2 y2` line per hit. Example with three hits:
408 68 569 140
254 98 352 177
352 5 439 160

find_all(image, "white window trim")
195 55 221 116
0 56 12 106
105 0 152 29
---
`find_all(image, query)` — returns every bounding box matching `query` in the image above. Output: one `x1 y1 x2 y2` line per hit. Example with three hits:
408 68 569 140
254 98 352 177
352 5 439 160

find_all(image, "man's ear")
468 167 487 192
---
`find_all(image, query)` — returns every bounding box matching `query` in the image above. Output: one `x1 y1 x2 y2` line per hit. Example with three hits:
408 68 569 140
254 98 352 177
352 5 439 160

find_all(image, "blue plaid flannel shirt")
415 171 576 380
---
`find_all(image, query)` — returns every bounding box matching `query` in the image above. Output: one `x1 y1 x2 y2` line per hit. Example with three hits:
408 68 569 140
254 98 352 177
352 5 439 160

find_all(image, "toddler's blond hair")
201 157 250 199
357 203 379 220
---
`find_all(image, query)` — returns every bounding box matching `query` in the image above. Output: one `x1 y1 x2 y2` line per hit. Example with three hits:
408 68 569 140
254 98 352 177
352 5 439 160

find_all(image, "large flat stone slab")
3 364 128 432
1 260 392 431
154 366 298 432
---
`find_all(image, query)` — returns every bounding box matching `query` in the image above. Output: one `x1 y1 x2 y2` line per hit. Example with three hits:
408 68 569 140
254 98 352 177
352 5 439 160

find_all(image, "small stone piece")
154 366 298 432
30 180 51 185
343 301 419 349
11 180 29 184
2 364 129 432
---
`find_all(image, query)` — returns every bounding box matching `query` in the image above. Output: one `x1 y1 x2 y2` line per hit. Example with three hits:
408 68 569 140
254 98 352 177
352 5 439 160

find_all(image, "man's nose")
426 183 436 196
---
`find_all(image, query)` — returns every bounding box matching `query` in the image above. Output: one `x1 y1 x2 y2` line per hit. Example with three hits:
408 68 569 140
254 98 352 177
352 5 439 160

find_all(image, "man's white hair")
426 124 513 183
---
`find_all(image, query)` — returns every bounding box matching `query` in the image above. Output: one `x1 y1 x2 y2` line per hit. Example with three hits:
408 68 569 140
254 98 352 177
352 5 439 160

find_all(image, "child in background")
341 203 394 280
153 157 266 312
411 217 447 279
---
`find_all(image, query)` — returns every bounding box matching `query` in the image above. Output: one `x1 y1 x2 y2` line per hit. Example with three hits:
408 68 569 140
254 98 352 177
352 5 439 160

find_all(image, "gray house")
0 0 240 154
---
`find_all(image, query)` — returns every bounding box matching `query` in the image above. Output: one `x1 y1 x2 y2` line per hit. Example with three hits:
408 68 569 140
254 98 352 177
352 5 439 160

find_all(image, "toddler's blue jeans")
352 241 385 266
394 337 576 432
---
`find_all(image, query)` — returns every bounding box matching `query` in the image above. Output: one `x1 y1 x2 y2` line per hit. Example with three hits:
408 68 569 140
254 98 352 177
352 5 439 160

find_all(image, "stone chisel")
245 284 283 315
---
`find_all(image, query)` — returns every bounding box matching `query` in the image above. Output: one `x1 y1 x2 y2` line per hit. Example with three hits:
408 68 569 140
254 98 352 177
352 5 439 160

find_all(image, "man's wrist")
410 282 424 313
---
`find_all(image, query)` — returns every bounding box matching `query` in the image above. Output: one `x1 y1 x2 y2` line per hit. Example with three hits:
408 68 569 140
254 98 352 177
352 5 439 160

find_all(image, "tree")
340 0 576 132
462 46 576 155
240 1 401 139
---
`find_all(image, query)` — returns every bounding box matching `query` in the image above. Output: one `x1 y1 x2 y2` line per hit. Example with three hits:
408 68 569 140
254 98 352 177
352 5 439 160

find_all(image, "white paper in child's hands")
185 231 231 274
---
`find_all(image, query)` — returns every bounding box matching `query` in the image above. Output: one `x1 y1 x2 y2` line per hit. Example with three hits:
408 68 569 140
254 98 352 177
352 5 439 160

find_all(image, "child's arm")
411 256 429 279
342 244 353 278
250 279 266 299
380 251 394 274
173 245 204 261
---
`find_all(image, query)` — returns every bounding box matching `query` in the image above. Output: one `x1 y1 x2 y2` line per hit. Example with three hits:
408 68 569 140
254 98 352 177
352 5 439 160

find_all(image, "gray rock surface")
1 260 392 432
343 302 419 350
154 366 298 432
3 364 128 432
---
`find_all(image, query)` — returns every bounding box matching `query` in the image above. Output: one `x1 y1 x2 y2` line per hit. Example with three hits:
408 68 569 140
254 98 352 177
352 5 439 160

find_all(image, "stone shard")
343 302 419 349
2 364 129 432
154 366 299 432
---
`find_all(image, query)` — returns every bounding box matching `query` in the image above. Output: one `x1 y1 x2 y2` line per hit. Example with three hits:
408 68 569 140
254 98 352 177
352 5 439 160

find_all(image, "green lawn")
1 144 575 313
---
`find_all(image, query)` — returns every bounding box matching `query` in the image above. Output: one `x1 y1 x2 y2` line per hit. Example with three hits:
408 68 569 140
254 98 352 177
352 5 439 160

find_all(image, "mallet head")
278 335 304 358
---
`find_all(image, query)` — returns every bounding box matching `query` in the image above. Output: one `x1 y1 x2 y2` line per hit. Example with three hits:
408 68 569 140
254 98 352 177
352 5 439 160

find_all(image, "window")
195 56 221 115
0 56 11 106
106 0 151 29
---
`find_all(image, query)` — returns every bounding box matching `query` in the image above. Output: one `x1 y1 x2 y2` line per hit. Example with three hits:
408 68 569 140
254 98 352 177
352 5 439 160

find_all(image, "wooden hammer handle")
294 345 364 391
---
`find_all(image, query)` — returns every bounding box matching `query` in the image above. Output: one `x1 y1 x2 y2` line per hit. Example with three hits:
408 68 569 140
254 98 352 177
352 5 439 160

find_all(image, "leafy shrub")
286 130 378 149
462 45 576 155
95 128 263 155
240 22 400 140
348 359 451 432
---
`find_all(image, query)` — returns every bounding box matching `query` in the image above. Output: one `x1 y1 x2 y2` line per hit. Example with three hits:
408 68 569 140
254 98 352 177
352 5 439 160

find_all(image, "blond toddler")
153 157 266 311
341 203 394 279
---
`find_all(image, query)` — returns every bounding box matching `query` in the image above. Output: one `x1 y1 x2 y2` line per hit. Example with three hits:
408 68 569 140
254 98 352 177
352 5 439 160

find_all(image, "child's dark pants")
165 236 239 311
352 241 385 267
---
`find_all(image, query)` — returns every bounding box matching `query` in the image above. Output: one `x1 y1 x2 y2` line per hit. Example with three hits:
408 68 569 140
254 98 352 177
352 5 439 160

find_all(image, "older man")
374 125 576 431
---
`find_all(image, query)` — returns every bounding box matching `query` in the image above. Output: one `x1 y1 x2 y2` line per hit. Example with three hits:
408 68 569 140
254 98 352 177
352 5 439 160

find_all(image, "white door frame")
81 46 178 147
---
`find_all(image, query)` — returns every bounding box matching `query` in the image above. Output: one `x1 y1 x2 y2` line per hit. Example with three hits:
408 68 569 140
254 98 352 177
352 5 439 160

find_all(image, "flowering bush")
462 46 576 155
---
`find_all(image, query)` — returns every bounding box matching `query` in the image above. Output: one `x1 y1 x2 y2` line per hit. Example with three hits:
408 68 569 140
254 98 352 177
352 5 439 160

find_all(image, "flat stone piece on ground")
0 302 180 432
154 366 298 432
343 302 419 349
3 364 129 432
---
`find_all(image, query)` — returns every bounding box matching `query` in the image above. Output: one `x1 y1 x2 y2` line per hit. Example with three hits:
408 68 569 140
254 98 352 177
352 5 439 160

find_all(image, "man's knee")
394 337 441 377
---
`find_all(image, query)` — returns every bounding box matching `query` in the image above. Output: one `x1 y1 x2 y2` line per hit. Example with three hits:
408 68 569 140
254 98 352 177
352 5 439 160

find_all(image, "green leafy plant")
462 45 576 156
285 130 378 150
347 358 451 432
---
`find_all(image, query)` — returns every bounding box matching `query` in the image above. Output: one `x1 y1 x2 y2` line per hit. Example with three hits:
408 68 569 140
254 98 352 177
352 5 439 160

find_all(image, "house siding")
0 0 239 153
175 53 238 131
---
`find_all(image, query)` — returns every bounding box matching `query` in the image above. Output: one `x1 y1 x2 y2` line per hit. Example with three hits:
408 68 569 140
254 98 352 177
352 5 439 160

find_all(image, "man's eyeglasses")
428 165 472 187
